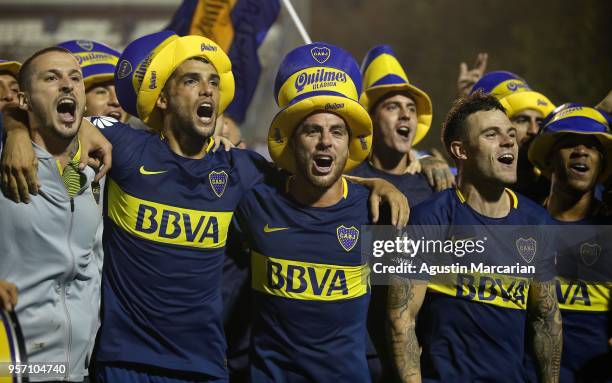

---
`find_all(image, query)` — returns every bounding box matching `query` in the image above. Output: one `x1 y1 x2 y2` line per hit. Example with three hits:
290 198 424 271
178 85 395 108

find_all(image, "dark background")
308 0 612 151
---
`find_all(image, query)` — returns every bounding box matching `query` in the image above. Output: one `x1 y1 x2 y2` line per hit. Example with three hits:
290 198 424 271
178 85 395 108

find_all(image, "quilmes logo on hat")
117 59 133 79
325 102 344 110
201 43 217 52
294 68 347 92
134 52 155 87
75 52 117 67
76 40 94 51
311 46 330 64
149 71 157 89
506 80 530 92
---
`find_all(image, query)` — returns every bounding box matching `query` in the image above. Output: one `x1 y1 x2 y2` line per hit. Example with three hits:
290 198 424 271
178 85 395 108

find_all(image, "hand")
77 118 113 182
595 90 612 114
368 178 410 229
1 107 38 203
211 135 234 152
0 280 17 311
405 150 422 175
420 149 455 192
457 53 488 98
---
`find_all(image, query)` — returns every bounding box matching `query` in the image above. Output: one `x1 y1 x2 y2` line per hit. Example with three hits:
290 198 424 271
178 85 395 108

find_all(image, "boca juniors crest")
337 225 359 252
311 46 331 64
209 170 228 198
580 242 601 266
208 170 228 198
516 237 537 263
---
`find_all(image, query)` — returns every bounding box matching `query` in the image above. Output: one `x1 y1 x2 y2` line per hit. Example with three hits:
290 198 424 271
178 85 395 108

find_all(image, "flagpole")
281 0 312 44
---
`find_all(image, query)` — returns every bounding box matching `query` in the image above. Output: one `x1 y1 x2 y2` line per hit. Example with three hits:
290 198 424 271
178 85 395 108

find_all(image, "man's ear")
449 140 467 161
156 91 168 111
18 92 30 112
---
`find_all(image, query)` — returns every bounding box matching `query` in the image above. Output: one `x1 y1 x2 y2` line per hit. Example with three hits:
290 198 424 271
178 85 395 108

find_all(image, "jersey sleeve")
232 149 278 193
86 116 145 175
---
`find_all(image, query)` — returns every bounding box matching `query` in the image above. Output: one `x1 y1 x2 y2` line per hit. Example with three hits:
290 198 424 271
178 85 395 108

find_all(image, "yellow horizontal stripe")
73 51 119 67
428 272 530 310
362 53 408 89
251 251 369 301
556 277 611 312
107 180 232 249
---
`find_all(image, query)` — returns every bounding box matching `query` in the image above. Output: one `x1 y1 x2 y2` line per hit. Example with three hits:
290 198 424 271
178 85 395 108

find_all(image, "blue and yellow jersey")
350 160 433 206
88 117 270 379
409 188 554 383
551 217 612 382
236 177 372 383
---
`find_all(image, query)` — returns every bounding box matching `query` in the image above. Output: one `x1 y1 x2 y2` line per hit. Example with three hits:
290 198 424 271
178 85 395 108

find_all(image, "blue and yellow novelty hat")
269 42 372 174
360 45 432 146
470 71 555 118
114 31 234 130
57 40 120 90
528 105 612 181
0 60 21 77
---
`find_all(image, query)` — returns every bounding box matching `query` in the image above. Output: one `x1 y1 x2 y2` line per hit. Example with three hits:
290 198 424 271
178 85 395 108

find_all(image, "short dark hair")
441 90 506 156
18 46 73 91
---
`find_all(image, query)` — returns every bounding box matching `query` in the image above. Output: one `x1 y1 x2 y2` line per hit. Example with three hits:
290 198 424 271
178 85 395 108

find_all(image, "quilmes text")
294 68 347 92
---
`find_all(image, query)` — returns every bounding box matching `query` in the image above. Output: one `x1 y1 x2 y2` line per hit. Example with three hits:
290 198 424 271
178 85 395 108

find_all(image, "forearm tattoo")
529 282 562 383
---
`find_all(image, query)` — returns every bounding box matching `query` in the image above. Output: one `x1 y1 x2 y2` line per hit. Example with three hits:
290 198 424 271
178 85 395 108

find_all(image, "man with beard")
235 42 375 383
387 91 561 382
471 71 556 203
0 59 20 113
0 47 102 383
2 32 407 382
529 105 612 382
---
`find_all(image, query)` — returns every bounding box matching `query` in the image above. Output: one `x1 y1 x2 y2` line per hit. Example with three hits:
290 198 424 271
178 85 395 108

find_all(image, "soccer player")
1 32 407 382
57 40 129 123
0 47 102 383
388 91 562 382
237 42 374 383
529 105 612 382
471 71 556 202
351 45 435 204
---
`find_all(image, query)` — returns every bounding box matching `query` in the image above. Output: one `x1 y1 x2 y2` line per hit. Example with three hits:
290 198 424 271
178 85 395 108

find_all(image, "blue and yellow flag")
167 0 280 123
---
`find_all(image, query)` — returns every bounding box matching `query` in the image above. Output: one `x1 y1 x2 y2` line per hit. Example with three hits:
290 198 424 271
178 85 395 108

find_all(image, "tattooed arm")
527 281 562 383
387 276 427 383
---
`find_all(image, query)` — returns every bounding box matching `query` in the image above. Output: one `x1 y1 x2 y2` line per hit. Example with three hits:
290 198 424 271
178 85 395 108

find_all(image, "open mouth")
313 154 334 174
197 102 214 124
106 110 122 120
497 153 515 165
396 126 411 138
56 98 76 123
569 162 589 174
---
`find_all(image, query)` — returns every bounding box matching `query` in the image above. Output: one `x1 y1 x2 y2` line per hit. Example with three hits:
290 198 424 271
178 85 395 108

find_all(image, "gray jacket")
0 142 102 382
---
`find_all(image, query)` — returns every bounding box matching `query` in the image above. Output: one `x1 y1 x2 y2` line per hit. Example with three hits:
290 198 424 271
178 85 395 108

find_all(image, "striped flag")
167 0 281 123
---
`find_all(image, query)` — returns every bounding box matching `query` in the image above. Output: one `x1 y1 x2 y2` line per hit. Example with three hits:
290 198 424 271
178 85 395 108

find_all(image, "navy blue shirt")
410 188 554 383
350 160 434 206
236 177 372 383
89 116 269 379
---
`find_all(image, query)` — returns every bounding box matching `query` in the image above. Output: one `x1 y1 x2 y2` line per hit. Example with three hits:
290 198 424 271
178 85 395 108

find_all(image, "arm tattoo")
528 281 562 383
387 277 422 383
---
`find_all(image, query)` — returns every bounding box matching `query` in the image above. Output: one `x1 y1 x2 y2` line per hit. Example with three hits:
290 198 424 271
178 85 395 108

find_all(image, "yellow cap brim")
528 131 612 182
268 95 373 174
501 90 555 119
360 83 433 145
137 36 235 131
84 73 115 90
0 62 20 77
